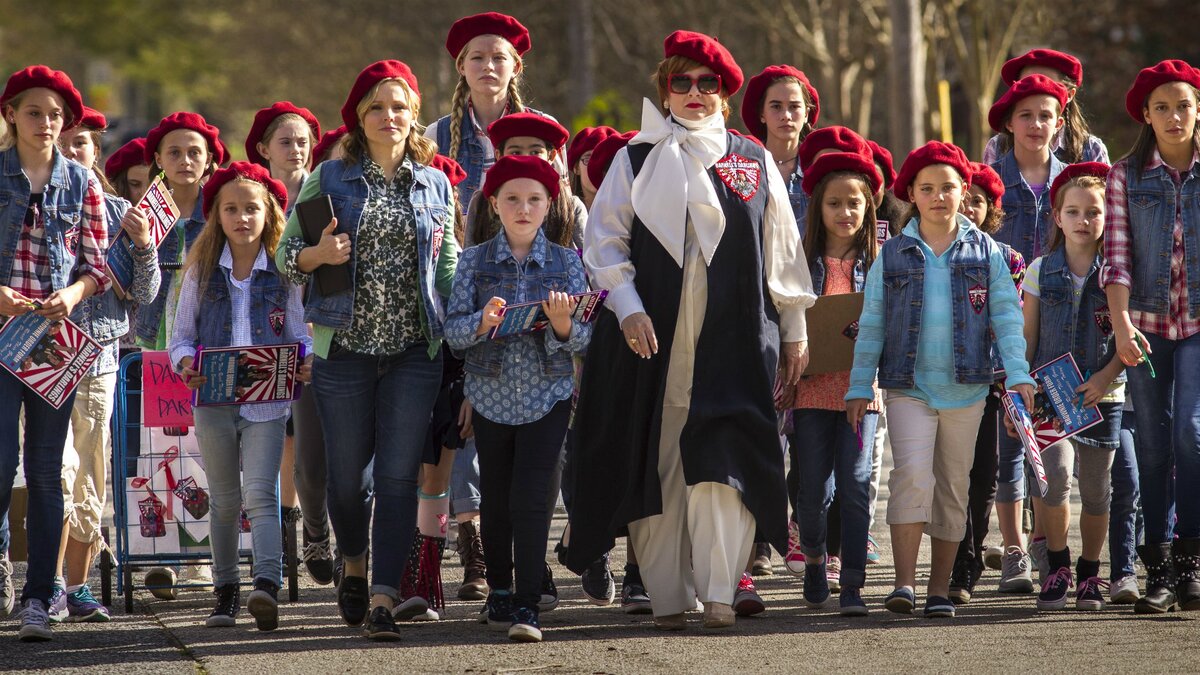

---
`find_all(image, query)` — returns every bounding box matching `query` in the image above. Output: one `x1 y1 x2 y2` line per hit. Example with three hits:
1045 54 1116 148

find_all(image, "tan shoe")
653 613 687 631
701 601 735 630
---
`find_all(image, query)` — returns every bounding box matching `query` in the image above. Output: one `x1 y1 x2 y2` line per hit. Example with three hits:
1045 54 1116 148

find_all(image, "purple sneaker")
48 579 68 623
66 584 111 622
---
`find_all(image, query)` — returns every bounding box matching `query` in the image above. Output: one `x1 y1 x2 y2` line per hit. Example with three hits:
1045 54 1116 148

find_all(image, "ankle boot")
1173 538 1200 610
1134 543 1178 614
456 520 489 601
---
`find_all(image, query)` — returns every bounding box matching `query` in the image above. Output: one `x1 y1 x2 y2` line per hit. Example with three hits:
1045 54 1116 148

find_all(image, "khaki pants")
64 371 117 548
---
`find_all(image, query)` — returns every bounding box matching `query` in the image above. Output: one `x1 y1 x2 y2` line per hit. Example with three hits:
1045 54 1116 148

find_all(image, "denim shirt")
990 150 1065 262
444 228 592 425
135 198 205 343
784 159 810 239
0 146 87 299
810 251 867 295
431 105 548 208
1125 159 1200 317
847 215 1033 407
1032 247 1123 382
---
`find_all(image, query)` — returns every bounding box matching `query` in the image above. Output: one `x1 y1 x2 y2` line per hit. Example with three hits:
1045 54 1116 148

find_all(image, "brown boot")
457 520 489 601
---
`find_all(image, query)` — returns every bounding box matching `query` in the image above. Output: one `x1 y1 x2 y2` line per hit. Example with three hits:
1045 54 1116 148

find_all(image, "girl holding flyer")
169 162 312 632
0 65 110 642
1021 162 1123 611
444 155 592 643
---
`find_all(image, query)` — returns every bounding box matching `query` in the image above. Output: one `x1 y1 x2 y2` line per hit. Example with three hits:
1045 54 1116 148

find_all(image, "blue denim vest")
462 233 575 379
877 224 997 388
1032 247 1123 382
135 198 206 342
304 157 451 340
810 251 867 295
432 105 547 207
195 262 290 349
989 240 1021 377
76 194 134 342
991 150 1065 262
784 160 810 239
0 146 88 304
1124 157 1200 317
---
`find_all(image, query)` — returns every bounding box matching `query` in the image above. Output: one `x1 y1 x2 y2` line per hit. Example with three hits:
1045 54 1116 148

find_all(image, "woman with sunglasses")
566 30 815 631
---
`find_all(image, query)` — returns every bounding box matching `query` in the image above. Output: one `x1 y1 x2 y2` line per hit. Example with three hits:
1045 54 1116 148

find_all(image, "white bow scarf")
629 98 728 268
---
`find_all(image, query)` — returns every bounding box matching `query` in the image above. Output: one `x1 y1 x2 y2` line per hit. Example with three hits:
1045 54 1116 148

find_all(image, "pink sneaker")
733 573 765 616
826 556 842 593
785 521 806 576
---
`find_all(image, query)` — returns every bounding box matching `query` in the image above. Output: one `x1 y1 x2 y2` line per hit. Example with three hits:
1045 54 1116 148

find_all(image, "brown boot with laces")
457 520 489 600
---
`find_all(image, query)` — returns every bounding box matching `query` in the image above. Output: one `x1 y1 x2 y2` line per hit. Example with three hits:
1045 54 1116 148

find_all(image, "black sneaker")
1037 567 1074 611
205 583 240 628
337 576 370 627
247 578 279 631
538 563 559 611
581 553 616 606
508 603 542 643
949 556 974 605
480 590 513 631
620 565 652 615
364 606 401 641
332 548 345 588
302 528 335 586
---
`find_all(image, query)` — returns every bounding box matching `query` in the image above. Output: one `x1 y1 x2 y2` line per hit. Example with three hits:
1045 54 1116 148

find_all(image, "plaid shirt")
1100 149 1200 340
8 172 110 300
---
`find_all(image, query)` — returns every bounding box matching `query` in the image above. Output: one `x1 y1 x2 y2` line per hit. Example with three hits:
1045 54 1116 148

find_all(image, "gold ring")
629 337 639 345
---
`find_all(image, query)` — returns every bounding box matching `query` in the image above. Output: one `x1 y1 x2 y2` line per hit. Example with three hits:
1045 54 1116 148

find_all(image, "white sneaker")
785 520 806 576
1028 539 1050 586
0 554 14 617
1110 574 1141 604
982 545 1004 571
180 564 214 590
17 599 53 642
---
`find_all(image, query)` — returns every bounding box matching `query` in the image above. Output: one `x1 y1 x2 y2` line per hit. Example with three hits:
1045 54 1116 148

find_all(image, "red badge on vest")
969 284 987 314
714 153 761 201
63 226 79 257
843 320 859 341
431 224 444 264
269 307 285 336
1094 305 1112 336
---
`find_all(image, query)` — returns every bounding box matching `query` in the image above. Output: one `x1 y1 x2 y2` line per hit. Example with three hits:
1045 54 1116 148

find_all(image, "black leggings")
474 400 571 608
957 394 1000 563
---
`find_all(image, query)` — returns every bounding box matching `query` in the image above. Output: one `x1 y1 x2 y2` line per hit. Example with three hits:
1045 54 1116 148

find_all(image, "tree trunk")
888 0 925 156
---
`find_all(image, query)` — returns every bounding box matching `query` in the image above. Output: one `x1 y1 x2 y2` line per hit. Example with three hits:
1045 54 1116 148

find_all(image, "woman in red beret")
170 162 311 632
983 48 1109 166
0 65 112 642
1102 59 1200 615
846 141 1035 619
246 102 320 212
740 65 820 237
567 126 617 209
55 105 160 625
104 137 152 205
567 30 815 631
275 60 459 640
312 125 347 165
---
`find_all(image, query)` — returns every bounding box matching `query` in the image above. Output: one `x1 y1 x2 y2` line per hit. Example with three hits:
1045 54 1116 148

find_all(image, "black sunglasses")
669 73 722 95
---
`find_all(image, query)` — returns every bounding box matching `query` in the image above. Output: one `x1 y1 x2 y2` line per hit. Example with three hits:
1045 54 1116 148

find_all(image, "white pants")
628 406 756 617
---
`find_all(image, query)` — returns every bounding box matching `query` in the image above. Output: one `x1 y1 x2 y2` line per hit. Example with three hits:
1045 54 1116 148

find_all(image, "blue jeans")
995 428 1026 503
313 344 441 597
789 409 878 589
192 406 286 587
1110 409 1142 579
0 370 74 604
450 438 481 515
1127 330 1200 543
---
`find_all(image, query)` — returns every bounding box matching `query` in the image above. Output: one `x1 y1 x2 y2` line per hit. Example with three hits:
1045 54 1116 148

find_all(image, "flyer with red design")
107 176 179 298
488 290 608 340
0 312 101 409
191 343 302 406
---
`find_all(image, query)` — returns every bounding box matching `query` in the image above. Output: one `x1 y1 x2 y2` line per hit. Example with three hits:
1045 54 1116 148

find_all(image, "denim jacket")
991 149 1066 262
197 262 290 349
76 194 160 343
303 157 452 340
431 105 548 207
135 198 205 343
784 159 810 239
0 146 87 302
1125 159 1200 317
810 251 867 295
1033 247 1123 382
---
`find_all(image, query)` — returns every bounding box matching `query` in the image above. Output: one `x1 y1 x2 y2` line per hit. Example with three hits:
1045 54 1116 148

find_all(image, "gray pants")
1039 439 1115 516
291 385 329 535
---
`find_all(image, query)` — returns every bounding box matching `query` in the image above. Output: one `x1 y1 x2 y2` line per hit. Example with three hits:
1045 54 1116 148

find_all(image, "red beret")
729 128 765 148
588 130 636 189
663 30 744 96
482 155 560 200
312 125 347 164
1001 49 1083 87
202 161 289 216
1049 161 1110 208
798 126 870 172
567 126 617 170
893 141 972 202
1125 59 1200 124
988 74 1069 133
429 154 467 188
78 105 107 131
968 162 1004 209
1 65 84 129
801 151 882 197
739 65 820 141
245 102 321 167
866 141 896 188
104 137 148 182
341 60 421 132
446 12 531 59
145 112 228 166
487 112 569 154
